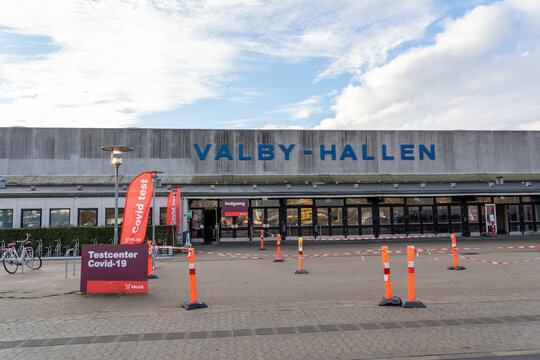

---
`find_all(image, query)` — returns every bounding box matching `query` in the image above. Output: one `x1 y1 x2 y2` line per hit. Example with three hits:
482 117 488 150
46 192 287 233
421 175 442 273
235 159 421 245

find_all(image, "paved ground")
1 237 539 359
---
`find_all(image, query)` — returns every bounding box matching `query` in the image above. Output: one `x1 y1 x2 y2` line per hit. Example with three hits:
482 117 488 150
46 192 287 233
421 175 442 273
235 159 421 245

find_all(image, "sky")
0 0 539 130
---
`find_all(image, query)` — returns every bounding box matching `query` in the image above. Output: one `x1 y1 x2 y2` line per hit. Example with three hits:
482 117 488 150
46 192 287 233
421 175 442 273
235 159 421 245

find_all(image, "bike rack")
54 239 62 258
65 248 76 278
45 245 52 258
36 239 43 259
0 240 4 254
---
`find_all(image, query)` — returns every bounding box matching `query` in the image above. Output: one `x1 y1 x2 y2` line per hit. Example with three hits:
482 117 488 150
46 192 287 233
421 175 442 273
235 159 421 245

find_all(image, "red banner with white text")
120 172 154 244
165 190 176 225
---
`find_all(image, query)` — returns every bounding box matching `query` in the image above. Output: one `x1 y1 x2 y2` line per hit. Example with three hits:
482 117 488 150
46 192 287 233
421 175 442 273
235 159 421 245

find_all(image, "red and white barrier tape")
434 250 540 265
302 234 449 241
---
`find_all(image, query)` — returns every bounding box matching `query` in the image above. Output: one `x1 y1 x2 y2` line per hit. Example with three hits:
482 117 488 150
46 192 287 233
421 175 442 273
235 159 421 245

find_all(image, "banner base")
447 265 466 270
273 259 285 262
402 300 426 308
378 296 402 306
148 274 158 279
181 301 208 310
294 269 308 274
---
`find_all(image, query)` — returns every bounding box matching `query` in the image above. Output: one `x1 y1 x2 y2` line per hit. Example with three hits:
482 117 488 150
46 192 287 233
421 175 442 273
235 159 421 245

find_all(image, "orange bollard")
273 234 285 262
378 246 401 306
447 234 466 270
147 241 158 279
295 237 308 274
181 248 208 310
491 221 495 237
259 229 266 250
402 246 425 308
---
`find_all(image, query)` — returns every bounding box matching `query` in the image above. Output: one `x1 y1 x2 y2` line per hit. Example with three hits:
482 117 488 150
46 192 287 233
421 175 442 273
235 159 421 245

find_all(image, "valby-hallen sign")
222 199 248 216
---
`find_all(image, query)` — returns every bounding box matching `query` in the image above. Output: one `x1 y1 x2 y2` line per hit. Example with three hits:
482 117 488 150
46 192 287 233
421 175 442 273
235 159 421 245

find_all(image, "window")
267 209 279 227
380 198 404 204
393 207 404 224
189 199 218 208
251 199 280 207
315 198 343 206
50 209 70 227
160 207 167 225
436 197 452 204
286 198 313 206
22 209 41 228
347 208 359 225
106 208 124 226
494 196 519 204
331 208 343 225
407 197 433 205
0 209 13 228
346 198 369 205
78 209 97 226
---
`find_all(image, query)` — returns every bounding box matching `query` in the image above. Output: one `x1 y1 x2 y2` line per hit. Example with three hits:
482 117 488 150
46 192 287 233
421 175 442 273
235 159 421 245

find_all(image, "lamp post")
101 146 133 244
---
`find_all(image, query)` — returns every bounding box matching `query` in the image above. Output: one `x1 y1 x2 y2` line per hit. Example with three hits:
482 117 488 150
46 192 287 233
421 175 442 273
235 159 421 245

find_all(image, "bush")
0 225 176 253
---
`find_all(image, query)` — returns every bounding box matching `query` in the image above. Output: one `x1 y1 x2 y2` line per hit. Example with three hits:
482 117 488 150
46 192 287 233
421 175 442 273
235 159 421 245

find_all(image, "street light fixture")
101 145 133 244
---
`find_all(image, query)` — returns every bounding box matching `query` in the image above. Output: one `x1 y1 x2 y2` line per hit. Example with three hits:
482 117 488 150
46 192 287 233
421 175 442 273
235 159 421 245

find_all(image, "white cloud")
272 96 324 120
317 0 540 130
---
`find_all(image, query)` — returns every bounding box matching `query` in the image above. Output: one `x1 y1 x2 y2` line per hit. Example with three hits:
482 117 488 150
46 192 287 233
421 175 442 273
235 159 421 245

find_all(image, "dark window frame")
0 209 14 229
78 208 98 226
21 208 42 228
49 208 71 227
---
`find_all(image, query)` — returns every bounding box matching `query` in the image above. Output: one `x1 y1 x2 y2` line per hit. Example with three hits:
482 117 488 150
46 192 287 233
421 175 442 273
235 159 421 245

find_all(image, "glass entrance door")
286 207 313 237
220 215 249 238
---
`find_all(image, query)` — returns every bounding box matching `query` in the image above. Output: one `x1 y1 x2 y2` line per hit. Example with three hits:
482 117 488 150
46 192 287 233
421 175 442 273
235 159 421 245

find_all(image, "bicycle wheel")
24 248 41 270
3 250 19 274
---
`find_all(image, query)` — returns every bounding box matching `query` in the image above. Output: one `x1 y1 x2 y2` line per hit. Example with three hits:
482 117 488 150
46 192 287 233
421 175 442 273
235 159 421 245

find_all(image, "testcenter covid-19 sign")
80 244 148 293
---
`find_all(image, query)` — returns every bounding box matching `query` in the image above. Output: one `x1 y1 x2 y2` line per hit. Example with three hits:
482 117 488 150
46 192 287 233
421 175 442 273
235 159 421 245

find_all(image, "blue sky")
1 0 540 130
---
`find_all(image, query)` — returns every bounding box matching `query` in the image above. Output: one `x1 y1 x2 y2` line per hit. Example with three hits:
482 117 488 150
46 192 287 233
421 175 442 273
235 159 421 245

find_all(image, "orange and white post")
447 234 466 270
295 237 308 274
259 229 266 250
402 246 425 308
181 248 208 310
147 241 157 279
378 246 401 306
273 234 285 262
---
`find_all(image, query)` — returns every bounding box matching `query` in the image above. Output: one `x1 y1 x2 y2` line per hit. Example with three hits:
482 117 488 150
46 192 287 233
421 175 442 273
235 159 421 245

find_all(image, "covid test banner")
80 244 148 293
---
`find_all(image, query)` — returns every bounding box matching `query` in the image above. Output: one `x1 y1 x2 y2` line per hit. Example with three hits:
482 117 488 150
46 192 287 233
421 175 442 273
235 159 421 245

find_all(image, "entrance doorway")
203 209 216 242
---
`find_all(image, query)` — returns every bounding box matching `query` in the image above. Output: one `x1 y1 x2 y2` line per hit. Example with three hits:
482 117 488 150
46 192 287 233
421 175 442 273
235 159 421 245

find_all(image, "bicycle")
2 234 42 274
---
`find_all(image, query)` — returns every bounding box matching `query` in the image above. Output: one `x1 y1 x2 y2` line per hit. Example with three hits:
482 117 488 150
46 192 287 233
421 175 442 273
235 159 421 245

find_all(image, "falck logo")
125 283 132 290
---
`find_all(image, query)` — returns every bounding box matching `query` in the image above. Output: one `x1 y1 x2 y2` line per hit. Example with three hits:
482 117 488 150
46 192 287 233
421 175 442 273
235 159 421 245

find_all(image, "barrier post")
181 248 208 310
491 221 495 237
378 246 401 306
259 229 266 250
294 237 308 274
147 241 158 279
273 234 285 262
447 234 466 270
403 246 426 308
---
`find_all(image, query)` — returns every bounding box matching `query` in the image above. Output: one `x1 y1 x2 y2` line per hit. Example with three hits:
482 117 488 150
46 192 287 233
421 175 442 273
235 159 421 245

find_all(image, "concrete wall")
1 128 539 183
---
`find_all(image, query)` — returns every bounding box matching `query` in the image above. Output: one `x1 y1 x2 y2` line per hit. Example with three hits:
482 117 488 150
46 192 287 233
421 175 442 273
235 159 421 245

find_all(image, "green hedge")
0 225 176 252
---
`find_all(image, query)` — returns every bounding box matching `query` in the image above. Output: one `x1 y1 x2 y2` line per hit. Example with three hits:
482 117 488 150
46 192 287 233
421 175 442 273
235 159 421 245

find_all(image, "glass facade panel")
286 199 313 206
508 205 519 222
191 210 203 237
253 209 264 226
268 208 279 227
361 208 372 225
315 199 343 206
106 208 124 226
436 197 452 204
380 226 391 234
22 209 41 228
409 207 420 224
379 207 390 225
301 208 312 226
381 198 404 204
221 216 233 227
422 207 433 223
317 208 328 226
189 199 219 208
476 196 492 203
251 199 280 207
331 208 343 225
408 197 433 205
450 206 461 223
536 205 540 222
494 196 519 204
523 205 533 222
50 209 70 227
347 207 359 225
346 198 369 204
393 207 404 224
438 206 449 223
468 206 479 223
0 209 13 228
287 209 298 225
237 216 249 226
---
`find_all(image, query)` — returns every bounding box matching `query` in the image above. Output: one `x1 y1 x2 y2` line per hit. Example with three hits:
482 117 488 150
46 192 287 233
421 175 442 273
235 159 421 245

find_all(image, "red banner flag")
165 190 176 225
175 187 182 233
120 172 154 244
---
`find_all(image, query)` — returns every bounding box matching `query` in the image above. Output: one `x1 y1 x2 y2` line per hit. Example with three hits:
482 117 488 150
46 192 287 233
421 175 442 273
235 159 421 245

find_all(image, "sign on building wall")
222 199 248 216
80 244 148 293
